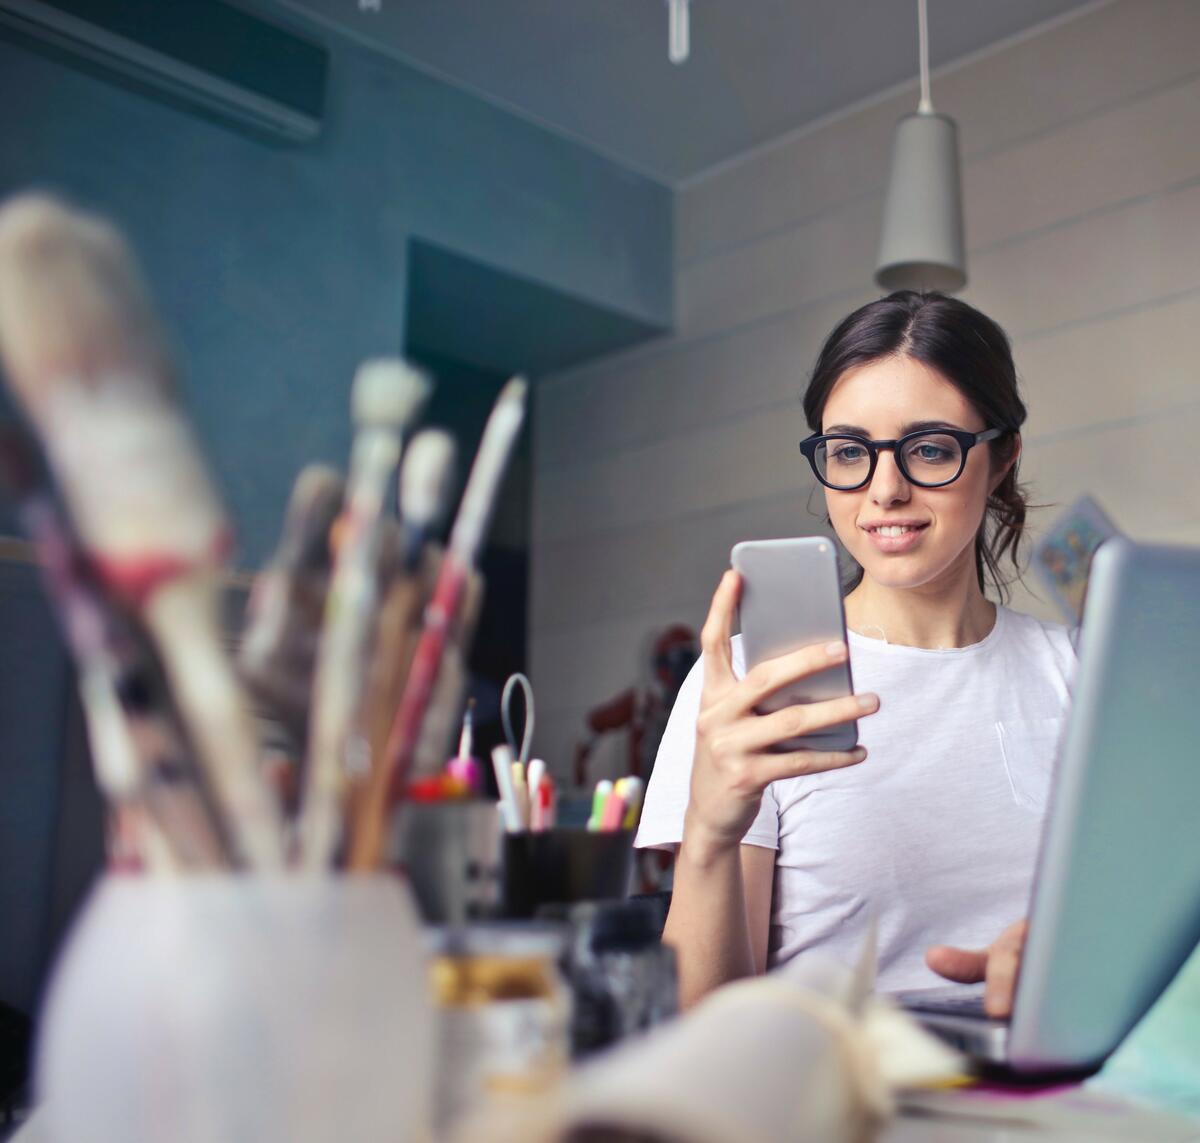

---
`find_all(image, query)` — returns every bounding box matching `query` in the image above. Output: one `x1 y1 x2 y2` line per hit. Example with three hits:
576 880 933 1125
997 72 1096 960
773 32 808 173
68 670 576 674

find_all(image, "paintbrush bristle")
0 194 171 413
350 358 431 430
399 428 456 529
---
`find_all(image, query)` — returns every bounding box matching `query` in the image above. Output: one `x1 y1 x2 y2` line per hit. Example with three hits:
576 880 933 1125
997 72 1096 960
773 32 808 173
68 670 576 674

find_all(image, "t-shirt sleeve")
634 653 704 851
635 641 781 853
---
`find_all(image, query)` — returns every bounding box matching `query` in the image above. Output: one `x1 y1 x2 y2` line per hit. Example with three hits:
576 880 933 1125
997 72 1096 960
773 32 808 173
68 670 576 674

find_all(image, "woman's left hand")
925 919 1029 1017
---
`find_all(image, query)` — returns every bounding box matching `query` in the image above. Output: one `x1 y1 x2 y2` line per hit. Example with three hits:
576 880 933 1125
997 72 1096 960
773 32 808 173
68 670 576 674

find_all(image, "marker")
600 789 628 832
588 779 613 832
491 744 523 833
537 775 556 831
511 761 530 831
526 757 546 808
618 776 645 830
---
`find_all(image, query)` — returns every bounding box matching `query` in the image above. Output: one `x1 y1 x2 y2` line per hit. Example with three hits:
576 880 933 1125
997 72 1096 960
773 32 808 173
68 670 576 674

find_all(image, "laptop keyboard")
892 988 1007 1022
903 993 988 1016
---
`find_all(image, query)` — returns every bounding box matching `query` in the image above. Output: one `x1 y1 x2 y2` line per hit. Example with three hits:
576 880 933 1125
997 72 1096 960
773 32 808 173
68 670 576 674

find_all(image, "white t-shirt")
636 606 1077 991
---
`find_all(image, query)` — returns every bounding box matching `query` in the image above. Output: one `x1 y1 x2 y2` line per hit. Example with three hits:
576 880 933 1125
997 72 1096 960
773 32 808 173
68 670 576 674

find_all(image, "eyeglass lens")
815 433 965 489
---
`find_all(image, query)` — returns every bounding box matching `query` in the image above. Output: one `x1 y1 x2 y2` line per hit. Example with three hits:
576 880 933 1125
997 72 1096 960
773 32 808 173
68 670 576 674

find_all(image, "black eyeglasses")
799 427 1005 491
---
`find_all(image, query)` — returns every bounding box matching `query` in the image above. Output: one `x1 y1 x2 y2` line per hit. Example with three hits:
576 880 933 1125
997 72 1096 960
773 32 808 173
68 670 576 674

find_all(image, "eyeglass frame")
799 426 1006 491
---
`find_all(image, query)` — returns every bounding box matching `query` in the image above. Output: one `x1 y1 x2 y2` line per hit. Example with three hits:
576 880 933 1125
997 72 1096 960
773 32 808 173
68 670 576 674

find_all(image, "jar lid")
426 921 567 958
570 899 663 952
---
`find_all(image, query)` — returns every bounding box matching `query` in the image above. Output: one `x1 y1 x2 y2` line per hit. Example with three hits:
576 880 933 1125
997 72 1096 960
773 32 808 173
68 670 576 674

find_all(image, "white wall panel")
965 74 1200 253
1016 288 1200 438
965 179 1200 340
677 197 880 339
534 402 820 544
536 289 873 473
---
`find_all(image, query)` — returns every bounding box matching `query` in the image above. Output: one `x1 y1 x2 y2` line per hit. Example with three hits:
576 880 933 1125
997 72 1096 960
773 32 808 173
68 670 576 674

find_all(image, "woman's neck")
843 562 997 650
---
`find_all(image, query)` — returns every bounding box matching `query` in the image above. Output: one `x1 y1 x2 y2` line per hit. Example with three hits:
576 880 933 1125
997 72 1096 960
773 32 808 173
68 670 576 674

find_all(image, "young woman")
636 291 1075 1012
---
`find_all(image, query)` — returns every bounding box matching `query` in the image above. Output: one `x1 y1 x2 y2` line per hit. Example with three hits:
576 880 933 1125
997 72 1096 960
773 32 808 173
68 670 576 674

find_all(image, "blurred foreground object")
450 944 961 1143
1031 495 1118 627
0 192 283 869
36 876 432 1142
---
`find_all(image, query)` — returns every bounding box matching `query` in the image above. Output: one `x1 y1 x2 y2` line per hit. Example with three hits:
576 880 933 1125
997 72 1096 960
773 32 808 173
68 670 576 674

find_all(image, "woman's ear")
989 432 1022 494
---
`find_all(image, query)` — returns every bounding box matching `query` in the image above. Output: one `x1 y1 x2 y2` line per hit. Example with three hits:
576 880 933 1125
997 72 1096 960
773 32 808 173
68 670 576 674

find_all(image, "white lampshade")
875 110 967 293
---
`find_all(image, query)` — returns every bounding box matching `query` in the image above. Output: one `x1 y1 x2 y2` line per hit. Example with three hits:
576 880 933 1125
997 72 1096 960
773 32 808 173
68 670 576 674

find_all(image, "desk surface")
10 1105 1200 1143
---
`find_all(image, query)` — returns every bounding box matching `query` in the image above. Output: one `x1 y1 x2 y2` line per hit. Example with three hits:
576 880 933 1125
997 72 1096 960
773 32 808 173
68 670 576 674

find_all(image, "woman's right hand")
683 570 879 857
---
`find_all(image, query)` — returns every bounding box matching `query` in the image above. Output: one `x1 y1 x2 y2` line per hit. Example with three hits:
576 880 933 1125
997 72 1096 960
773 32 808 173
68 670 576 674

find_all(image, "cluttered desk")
1 195 1199 1143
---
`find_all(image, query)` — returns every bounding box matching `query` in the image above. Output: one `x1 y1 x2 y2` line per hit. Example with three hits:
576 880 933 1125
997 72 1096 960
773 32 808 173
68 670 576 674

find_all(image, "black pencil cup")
501 828 635 919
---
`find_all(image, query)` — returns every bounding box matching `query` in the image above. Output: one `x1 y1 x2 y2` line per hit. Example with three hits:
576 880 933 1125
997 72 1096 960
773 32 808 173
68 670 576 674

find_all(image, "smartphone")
730 537 857 752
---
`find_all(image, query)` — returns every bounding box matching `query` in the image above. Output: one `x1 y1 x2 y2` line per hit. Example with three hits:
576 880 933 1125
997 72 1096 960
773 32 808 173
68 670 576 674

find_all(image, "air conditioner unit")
0 0 328 143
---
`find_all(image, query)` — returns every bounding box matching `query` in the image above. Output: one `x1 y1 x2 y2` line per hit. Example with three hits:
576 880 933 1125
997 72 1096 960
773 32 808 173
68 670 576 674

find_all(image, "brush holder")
35 874 432 1143
394 803 635 923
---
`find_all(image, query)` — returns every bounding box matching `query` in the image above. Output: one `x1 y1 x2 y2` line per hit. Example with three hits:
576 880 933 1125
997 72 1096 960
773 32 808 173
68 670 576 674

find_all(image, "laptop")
898 537 1200 1075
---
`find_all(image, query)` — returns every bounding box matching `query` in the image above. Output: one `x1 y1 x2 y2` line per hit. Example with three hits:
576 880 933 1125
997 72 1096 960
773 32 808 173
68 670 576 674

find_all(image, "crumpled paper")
449 928 961 1143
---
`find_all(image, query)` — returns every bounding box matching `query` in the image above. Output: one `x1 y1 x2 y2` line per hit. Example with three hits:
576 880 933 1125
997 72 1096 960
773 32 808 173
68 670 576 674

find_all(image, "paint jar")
36 874 432 1143
429 924 570 1135
562 898 678 1057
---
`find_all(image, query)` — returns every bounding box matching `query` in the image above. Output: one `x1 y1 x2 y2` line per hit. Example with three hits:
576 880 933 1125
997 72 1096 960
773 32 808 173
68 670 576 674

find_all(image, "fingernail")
857 693 878 711
825 640 846 659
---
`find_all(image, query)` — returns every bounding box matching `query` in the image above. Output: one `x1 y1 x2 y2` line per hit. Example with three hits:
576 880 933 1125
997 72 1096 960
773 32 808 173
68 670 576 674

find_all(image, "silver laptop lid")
1009 538 1200 1072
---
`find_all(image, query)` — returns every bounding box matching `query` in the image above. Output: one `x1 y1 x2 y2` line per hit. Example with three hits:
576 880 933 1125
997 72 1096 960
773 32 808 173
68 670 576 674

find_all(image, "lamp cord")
918 0 933 113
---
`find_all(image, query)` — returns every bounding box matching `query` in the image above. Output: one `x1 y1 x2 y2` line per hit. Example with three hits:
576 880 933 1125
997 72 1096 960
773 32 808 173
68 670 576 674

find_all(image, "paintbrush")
297 358 431 870
0 424 231 870
409 565 484 777
361 430 456 755
345 429 457 866
0 193 284 869
349 376 527 870
396 429 456 569
238 464 345 757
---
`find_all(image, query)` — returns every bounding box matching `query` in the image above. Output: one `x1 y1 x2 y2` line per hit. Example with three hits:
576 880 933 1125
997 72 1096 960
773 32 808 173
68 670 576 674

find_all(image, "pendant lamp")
875 0 966 293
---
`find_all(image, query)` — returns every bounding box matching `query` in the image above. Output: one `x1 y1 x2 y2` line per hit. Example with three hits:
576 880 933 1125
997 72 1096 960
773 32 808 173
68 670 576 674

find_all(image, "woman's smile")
860 518 930 553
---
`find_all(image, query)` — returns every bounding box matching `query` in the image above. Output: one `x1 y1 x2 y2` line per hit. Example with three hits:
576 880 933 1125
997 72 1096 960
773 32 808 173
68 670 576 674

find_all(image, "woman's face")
819 353 1008 593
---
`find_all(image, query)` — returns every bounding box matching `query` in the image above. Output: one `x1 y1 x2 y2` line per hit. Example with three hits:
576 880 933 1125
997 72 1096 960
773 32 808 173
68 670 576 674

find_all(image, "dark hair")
803 290 1029 600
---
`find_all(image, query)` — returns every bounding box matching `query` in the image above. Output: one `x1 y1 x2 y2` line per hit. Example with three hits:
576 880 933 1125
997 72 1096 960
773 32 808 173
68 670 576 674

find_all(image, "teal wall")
0 12 672 566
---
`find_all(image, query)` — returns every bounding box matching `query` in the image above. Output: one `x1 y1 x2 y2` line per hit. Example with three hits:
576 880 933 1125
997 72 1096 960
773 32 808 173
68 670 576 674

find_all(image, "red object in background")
573 624 698 787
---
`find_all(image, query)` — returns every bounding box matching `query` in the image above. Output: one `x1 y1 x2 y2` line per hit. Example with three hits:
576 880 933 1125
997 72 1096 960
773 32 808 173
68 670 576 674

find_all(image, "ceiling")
278 0 1098 185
